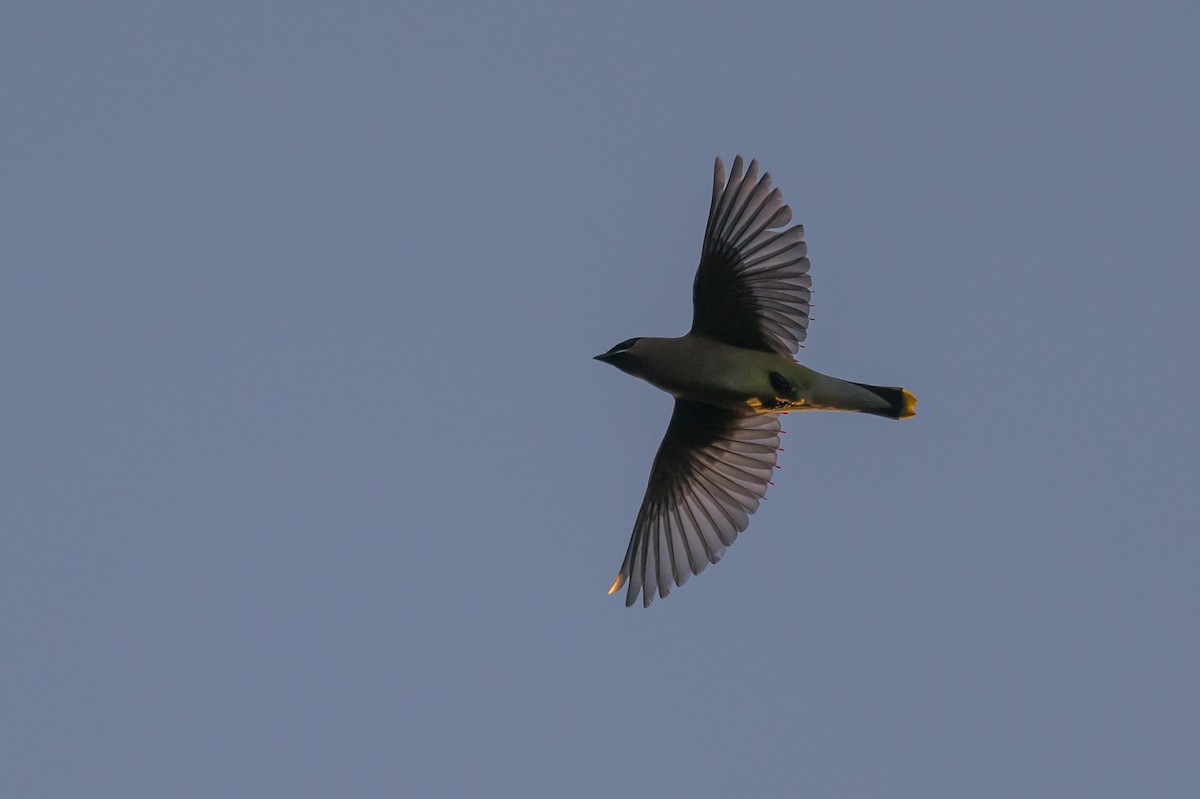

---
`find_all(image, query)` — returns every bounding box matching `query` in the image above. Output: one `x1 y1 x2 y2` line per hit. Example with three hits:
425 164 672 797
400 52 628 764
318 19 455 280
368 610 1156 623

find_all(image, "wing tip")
607 573 626 595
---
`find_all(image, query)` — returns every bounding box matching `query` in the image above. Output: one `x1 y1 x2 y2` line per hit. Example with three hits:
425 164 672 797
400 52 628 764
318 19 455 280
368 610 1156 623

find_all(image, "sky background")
3 2 1198 796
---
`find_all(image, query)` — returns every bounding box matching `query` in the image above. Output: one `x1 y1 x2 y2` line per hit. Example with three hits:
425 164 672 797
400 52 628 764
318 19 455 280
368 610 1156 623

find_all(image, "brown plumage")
596 156 916 607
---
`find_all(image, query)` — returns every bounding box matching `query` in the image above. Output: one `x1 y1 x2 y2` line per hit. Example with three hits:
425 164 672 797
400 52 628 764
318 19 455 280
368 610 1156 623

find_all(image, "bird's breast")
634 337 784 410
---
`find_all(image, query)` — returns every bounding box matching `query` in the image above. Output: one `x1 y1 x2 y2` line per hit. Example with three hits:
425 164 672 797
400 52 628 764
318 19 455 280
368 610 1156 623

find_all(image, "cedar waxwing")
596 156 916 608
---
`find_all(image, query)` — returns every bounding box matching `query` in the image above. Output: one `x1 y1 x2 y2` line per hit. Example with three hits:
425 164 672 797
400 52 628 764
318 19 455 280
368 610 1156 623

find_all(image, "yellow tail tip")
900 389 918 419
607 574 626 595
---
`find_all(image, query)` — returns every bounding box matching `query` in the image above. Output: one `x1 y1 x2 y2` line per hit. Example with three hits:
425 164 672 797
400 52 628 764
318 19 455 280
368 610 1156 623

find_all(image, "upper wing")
611 400 781 607
691 156 812 356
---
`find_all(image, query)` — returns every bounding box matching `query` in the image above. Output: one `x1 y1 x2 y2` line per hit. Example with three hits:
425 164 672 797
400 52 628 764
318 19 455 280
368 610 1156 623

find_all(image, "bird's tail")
748 367 917 419
847 382 918 419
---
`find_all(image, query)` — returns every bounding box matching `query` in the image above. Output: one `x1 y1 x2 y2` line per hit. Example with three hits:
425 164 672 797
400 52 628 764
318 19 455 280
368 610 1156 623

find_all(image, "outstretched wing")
610 400 781 607
691 156 812 356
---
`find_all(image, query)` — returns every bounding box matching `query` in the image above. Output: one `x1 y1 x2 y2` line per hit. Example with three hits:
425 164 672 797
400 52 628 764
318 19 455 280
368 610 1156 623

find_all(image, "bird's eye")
609 337 641 354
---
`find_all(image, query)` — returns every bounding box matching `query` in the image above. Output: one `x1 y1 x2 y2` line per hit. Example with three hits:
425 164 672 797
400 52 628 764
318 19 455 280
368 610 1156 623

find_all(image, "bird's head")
593 337 644 373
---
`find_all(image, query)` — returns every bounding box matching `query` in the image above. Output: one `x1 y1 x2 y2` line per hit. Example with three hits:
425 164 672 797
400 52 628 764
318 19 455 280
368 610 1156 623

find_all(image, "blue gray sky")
4 2 1198 796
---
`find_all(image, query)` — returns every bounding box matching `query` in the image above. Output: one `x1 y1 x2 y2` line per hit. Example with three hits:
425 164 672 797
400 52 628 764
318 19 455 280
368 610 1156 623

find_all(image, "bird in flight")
596 156 916 607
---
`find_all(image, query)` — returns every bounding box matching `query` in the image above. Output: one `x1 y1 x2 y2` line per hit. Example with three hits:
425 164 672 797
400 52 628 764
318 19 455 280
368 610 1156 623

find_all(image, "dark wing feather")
615 400 781 607
691 156 811 356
